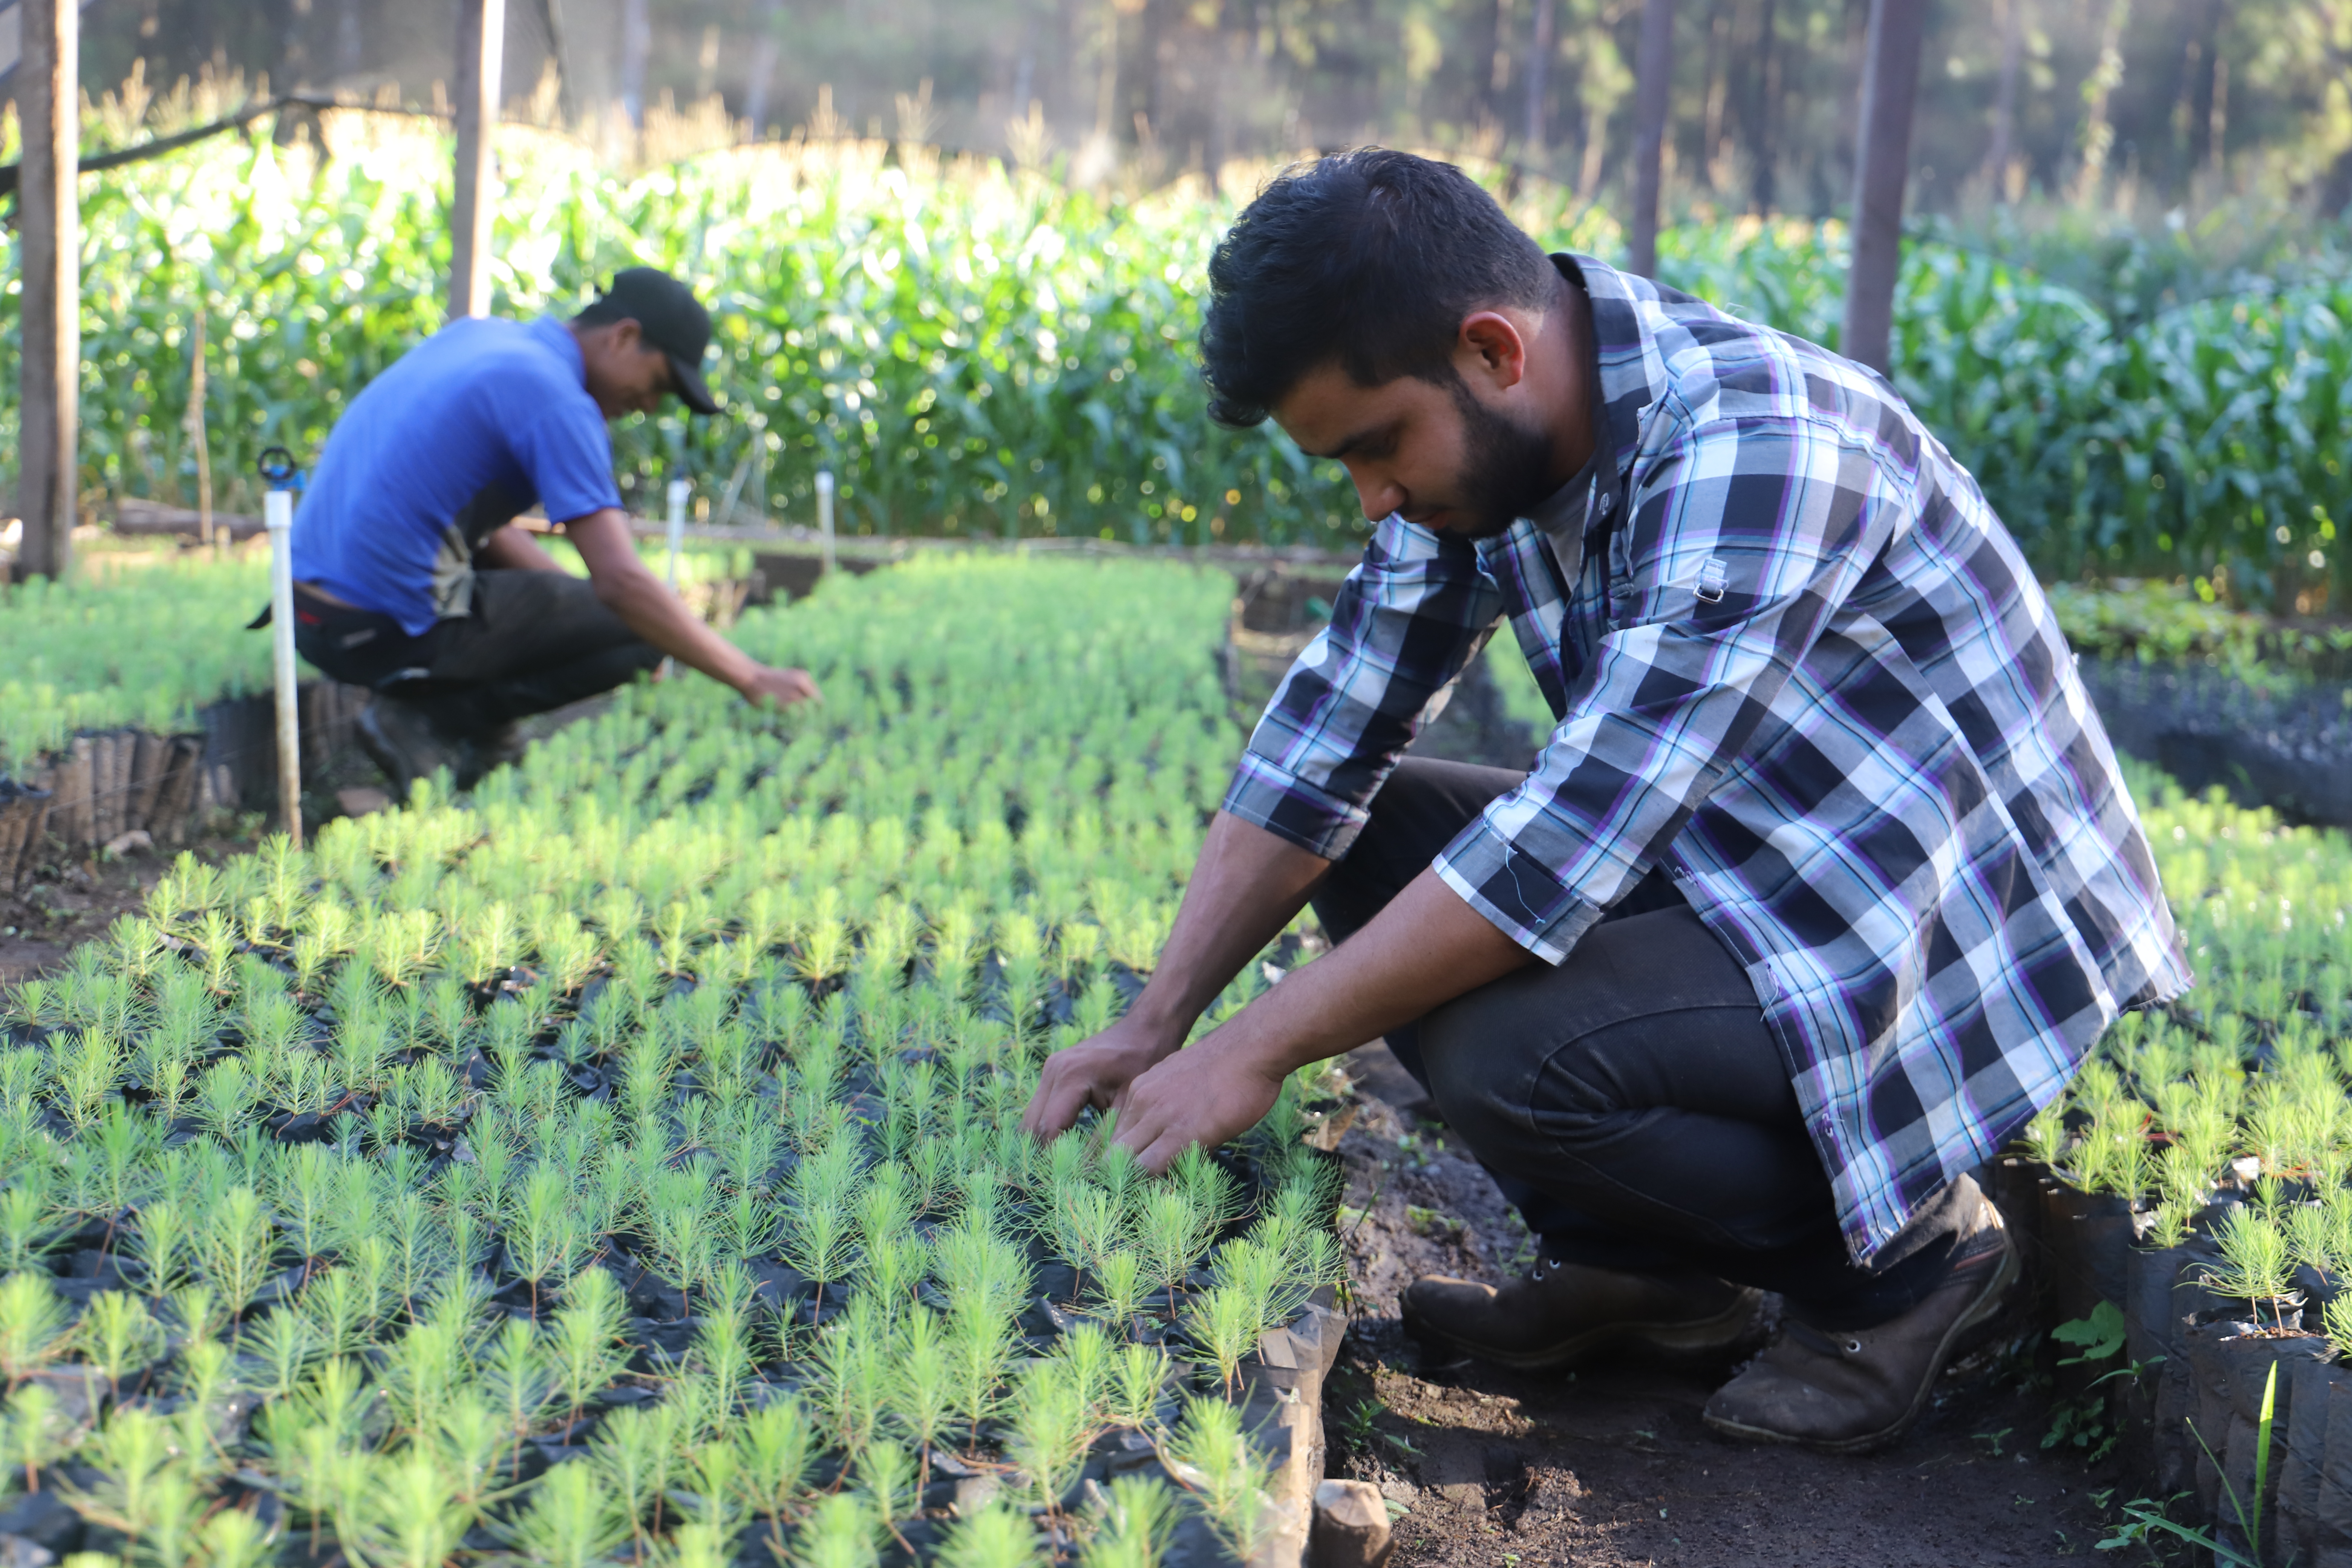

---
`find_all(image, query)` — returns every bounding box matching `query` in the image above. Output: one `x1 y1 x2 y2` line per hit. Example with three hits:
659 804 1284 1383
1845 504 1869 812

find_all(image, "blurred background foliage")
12 1 2352 611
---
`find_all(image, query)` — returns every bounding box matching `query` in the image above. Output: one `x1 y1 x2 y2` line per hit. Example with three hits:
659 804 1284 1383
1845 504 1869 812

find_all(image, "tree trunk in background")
17 0 78 583
1984 0 2022 194
1627 0 1675 278
1093 0 1119 141
743 0 784 133
619 0 650 129
2187 0 2225 175
1841 0 1924 374
449 0 505 323
2070 0 2129 206
335 0 364 81
1749 0 1779 213
1523 0 1553 162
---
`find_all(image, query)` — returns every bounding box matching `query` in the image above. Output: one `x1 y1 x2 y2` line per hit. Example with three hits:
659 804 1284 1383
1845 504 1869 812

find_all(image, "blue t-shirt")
290 314 625 636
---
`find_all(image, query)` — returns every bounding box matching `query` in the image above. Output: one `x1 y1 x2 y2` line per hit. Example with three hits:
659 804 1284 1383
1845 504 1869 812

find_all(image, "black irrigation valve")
258 446 304 492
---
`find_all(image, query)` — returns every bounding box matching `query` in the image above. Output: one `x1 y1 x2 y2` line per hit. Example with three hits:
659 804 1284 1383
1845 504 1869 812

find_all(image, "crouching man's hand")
738 665 823 708
1019 1014 1183 1143
1102 1028 1287 1174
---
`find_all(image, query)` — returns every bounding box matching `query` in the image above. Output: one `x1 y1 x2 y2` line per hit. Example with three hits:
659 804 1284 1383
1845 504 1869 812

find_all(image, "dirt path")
1323 1046 2160 1567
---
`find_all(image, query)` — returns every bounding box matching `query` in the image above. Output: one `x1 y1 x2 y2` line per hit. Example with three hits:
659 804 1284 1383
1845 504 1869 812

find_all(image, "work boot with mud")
357 697 464 795
1701 1184 2017 1454
1402 1259 1761 1371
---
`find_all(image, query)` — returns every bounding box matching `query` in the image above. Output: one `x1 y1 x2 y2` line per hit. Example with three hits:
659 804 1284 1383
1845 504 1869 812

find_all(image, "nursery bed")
0 556 1350 1568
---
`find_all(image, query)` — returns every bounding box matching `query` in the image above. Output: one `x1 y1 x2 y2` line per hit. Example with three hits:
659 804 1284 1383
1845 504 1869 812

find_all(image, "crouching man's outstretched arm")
1019 808 1530 1171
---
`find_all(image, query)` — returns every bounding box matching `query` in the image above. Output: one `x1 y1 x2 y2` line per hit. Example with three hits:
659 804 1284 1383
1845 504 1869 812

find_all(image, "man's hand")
1104 1029 1288 1173
740 665 822 708
1020 1014 1183 1142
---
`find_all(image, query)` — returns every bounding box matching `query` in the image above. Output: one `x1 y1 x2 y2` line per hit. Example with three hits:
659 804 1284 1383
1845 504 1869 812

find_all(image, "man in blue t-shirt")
289 266 819 789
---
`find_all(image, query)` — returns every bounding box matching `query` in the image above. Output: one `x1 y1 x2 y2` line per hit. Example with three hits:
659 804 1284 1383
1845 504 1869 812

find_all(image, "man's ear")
1456 311 1530 392
607 317 644 353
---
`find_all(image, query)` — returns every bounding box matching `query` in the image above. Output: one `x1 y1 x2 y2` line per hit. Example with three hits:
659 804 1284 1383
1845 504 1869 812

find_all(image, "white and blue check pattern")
1224 255 2191 1263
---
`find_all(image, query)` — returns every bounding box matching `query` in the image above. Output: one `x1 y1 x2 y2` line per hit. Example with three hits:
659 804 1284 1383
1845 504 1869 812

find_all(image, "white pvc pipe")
665 474 690 588
264 487 303 846
816 469 836 577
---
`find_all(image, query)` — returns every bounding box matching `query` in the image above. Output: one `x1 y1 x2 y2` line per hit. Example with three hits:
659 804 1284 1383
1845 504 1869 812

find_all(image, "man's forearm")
1214 865 1534 1076
1126 811 1335 1039
594 568 760 691
476 524 570 573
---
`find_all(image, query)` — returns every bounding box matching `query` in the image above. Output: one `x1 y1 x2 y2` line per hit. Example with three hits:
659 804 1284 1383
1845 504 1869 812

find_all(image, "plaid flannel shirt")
1224 255 2191 1262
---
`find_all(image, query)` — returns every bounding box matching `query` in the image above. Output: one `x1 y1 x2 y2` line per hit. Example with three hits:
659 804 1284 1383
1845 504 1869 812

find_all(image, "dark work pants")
294 571 661 740
1312 757 1969 1330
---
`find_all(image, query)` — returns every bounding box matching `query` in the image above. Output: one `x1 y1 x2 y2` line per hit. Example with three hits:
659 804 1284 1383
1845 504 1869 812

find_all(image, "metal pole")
265 486 303 847
1841 0 1928 374
15 0 78 582
1627 0 1675 280
816 470 836 577
449 0 506 322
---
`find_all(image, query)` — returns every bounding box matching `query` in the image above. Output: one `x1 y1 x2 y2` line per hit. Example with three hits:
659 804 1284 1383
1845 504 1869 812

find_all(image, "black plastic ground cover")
2081 658 2352 828
2005 1156 2352 1563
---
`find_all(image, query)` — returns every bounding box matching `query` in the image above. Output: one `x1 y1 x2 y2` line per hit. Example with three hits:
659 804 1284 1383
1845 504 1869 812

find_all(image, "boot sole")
1404 1285 1762 1373
1701 1224 2021 1455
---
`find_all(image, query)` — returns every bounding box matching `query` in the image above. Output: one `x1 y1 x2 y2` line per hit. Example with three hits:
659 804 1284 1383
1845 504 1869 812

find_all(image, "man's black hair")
1199 148 1557 429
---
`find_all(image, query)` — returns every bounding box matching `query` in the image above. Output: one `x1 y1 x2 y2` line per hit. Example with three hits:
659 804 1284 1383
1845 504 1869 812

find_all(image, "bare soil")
1322 1045 2178 1567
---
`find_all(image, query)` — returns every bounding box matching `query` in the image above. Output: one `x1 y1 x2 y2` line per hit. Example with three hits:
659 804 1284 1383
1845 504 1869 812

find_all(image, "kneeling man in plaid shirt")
1021 150 2190 1451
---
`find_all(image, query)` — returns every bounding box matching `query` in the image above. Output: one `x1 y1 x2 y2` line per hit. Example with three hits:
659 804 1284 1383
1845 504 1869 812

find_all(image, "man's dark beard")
1445 373 1559 539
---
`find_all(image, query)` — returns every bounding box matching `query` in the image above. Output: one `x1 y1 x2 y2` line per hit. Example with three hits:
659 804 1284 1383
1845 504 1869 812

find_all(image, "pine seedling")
77 1290 162 1397
1082 1474 1177 1568
429 1393 505 1508
944 1298 1017 1446
0 1383 68 1493
62 1405 179 1537
482 1317 559 1446
1165 1393 1274 1559
240 1308 319 1400
588 1404 673 1551
782 1198 856 1315
1134 1188 1214 1299
730 1394 816 1550
1183 1286 1262 1396
1050 1179 1124 1301
0 1270 71 1384
192 1501 280 1568
815 1306 893 1460
1107 1341 1169 1431
934 1499 1039 1568
357 1450 475 1568
855 1439 918 1532
0 1171 63 1275
792 1490 881 1568
2325 1292 2352 1364
549 1267 630 1427
888 1306 956 1473
492 1453 632 1568
194 1186 278 1314
684 1436 744 1533
1086 1251 1152 1335
2203 1205 2298 1327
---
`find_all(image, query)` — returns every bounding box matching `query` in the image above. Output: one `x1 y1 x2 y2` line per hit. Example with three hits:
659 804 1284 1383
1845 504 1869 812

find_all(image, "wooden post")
1841 0 1927 375
16 0 79 582
1626 0 1675 280
449 0 505 322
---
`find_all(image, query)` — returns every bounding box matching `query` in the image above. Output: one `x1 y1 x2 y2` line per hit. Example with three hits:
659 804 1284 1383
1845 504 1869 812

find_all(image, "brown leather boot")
1701 1187 2017 1454
1401 1259 1761 1371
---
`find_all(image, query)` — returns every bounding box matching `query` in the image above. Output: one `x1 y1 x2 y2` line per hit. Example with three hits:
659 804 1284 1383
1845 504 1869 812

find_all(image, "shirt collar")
1553 253 1668 529
527 313 590 387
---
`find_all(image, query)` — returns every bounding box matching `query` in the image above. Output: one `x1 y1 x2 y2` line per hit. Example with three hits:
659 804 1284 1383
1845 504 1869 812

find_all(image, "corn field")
12 113 2352 603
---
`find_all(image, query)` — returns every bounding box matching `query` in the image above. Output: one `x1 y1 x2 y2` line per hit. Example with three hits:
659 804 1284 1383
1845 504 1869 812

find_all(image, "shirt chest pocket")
1614 555 1733 628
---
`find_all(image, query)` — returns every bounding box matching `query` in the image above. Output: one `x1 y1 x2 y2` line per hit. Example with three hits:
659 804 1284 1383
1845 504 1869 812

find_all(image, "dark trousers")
294 571 661 740
1313 757 1969 1329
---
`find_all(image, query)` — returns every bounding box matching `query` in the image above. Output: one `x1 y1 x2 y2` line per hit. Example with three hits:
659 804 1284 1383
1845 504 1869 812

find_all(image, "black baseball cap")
577 267 720 415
